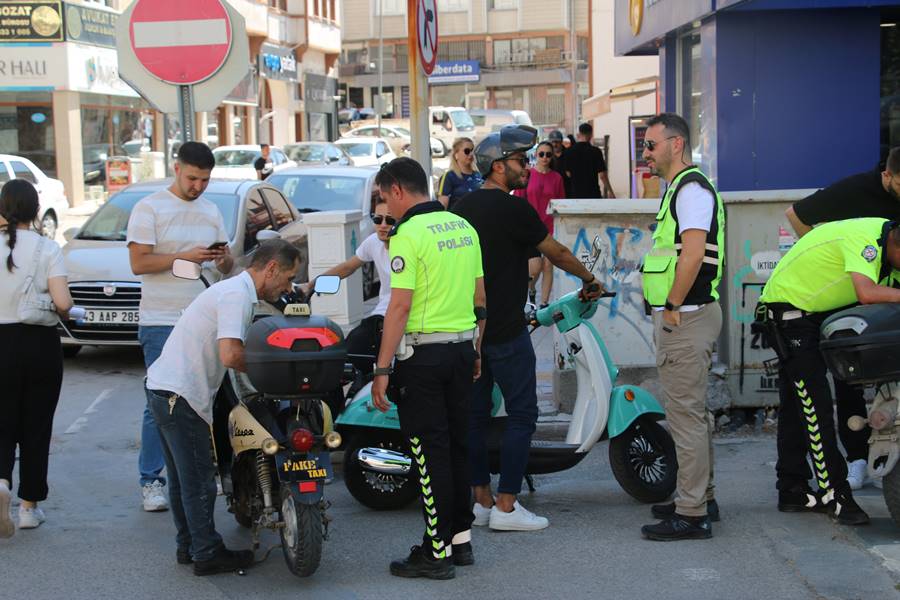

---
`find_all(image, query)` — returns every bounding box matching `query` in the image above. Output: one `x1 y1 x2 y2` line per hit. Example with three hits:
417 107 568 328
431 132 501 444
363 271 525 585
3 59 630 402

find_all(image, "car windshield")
268 174 366 212
77 190 239 241
394 127 411 136
338 143 373 157
286 145 325 162
213 149 259 166
450 110 475 131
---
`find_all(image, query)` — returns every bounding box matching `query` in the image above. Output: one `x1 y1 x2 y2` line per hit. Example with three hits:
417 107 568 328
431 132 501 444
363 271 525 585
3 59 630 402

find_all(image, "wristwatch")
373 366 393 376
664 300 681 312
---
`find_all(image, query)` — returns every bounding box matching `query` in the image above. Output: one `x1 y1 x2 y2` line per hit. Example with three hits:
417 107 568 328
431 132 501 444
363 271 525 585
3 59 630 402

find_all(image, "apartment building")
339 0 589 132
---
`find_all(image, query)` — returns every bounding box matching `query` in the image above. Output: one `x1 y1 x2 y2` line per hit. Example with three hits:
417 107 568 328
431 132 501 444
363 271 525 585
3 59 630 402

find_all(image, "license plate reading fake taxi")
78 310 140 324
278 453 332 481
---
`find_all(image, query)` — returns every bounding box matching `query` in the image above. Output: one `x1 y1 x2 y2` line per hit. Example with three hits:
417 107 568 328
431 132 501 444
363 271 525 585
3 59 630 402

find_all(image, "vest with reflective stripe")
641 167 726 307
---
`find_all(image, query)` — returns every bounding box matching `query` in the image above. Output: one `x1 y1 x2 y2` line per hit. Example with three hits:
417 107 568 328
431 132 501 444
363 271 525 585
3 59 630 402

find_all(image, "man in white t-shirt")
146 239 300 575
303 197 393 403
126 142 234 512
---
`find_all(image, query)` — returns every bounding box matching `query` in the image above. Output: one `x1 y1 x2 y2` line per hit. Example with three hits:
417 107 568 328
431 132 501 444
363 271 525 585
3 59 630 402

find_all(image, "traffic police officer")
371 157 486 580
757 217 900 526
640 113 725 541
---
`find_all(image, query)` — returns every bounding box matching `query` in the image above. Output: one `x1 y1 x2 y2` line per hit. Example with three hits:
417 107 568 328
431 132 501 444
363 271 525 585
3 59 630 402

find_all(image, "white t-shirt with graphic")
355 232 391 317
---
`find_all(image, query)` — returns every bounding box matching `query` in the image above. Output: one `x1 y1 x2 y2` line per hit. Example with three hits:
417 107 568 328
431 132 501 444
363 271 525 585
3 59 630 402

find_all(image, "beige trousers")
652 302 722 517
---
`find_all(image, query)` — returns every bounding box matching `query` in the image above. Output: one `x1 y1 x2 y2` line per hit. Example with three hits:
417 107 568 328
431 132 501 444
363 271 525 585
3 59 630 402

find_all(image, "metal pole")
377 0 383 131
178 85 196 143
570 0 578 135
407 0 432 193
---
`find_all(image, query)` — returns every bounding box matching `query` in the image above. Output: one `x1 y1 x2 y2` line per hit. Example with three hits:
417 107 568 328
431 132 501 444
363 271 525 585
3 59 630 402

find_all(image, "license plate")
78 309 140 324
276 452 332 481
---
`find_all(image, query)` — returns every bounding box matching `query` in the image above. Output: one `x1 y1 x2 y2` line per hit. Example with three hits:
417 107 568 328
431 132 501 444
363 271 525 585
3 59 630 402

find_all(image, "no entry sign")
416 0 438 75
129 0 232 85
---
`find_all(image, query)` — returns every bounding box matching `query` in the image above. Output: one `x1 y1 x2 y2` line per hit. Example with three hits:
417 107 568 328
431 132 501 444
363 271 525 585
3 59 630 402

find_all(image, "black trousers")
834 379 870 463
766 315 848 498
0 323 63 502
393 341 476 560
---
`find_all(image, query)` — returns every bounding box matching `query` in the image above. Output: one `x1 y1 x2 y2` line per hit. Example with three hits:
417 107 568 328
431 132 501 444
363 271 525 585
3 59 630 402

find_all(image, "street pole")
178 85 195 143
569 0 578 135
377 0 383 131
407 0 432 193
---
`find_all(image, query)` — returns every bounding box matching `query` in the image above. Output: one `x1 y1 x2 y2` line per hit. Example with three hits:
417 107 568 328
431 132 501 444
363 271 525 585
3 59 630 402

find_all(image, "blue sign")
428 60 480 85
30 112 47 124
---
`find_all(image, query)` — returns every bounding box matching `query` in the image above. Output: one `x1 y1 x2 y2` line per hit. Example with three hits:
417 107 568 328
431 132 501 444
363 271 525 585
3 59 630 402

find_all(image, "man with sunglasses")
640 113 724 541
782 147 900 492
453 125 604 532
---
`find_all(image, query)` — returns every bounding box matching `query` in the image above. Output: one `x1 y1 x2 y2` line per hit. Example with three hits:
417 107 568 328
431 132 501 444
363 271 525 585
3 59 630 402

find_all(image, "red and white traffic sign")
129 0 232 85
416 0 438 75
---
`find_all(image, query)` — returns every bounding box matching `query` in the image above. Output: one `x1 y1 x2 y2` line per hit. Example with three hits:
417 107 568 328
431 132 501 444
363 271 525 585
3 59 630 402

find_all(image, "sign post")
409 0 437 183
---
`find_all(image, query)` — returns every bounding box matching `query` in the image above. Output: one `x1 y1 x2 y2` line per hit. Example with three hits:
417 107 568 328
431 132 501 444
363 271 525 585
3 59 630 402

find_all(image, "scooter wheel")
609 416 678 503
882 465 900 527
343 432 419 510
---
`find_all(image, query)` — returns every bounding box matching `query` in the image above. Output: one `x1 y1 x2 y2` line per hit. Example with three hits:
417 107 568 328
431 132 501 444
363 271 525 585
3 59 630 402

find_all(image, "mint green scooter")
335 240 677 510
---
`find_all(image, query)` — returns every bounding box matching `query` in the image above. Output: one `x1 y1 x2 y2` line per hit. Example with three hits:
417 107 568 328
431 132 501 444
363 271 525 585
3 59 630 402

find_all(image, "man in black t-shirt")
453 125 603 532
564 122 615 199
548 129 571 197
784 147 900 491
253 144 272 180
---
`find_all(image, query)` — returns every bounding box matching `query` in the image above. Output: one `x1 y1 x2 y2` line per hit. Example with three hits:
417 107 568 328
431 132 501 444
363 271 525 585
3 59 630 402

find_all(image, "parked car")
283 142 354 166
57 179 308 356
429 106 476 151
266 166 381 299
333 138 397 167
470 109 534 143
0 154 69 240
211 144 296 180
343 124 447 157
338 107 361 123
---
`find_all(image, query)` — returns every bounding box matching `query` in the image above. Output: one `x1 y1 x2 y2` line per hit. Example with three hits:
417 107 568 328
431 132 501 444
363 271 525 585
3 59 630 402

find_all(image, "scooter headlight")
324 431 342 449
262 438 280 455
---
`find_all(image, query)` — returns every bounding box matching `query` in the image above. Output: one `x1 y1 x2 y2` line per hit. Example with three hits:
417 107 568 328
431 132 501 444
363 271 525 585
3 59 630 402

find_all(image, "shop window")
0 98 55 177
493 40 511 65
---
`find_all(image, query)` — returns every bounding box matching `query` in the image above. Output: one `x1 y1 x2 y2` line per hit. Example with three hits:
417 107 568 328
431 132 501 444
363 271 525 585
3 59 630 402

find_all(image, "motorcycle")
333 238 679 510
821 303 900 526
173 259 345 577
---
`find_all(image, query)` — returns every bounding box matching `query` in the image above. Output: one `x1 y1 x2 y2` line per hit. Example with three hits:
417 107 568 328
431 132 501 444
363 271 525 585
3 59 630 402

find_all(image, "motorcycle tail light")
298 481 317 494
290 428 314 452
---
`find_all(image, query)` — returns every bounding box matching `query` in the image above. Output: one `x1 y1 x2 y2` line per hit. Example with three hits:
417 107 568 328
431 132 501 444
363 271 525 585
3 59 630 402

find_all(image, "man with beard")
783 148 900 492
453 125 603 531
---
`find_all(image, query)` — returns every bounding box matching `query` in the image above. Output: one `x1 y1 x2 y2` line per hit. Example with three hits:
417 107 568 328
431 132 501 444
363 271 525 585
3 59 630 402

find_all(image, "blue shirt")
438 170 483 209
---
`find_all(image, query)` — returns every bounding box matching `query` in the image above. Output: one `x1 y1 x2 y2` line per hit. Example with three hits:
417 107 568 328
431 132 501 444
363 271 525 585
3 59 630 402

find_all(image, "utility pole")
570 0 578 134
407 0 432 192
377 0 383 131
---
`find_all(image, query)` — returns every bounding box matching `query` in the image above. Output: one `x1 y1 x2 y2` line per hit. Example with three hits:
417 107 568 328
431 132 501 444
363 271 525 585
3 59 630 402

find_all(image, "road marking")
65 388 113 434
681 568 720 582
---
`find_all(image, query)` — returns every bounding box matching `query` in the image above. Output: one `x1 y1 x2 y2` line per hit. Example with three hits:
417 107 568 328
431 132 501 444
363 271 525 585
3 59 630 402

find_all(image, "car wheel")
40 211 58 240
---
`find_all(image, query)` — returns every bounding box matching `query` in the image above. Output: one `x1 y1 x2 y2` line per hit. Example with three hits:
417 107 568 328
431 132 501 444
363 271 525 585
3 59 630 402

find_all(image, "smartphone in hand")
207 241 227 250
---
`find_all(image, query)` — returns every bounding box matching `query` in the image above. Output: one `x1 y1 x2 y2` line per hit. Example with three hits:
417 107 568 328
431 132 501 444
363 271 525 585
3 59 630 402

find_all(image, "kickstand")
524 474 536 493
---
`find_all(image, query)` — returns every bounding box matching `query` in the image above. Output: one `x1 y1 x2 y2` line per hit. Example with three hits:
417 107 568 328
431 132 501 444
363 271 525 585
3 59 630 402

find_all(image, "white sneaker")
472 502 492 527
17 507 45 529
489 501 549 531
0 481 13 538
847 459 868 491
142 481 169 512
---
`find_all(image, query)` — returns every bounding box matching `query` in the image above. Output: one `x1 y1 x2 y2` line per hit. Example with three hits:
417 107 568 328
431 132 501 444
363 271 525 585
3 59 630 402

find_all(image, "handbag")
17 235 59 326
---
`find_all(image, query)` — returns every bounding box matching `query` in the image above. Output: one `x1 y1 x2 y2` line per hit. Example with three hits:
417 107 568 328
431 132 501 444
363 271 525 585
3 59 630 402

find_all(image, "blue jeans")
147 388 223 561
468 329 538 495
138 326 173 486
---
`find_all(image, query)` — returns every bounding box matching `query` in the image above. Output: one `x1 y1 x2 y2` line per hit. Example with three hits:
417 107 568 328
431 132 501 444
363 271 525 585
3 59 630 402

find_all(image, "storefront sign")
0 44 64 89
304 72 337 114
0 0 63 42
428 60 479 85
64 2 117 48
258 43 297 82
68 43 137 96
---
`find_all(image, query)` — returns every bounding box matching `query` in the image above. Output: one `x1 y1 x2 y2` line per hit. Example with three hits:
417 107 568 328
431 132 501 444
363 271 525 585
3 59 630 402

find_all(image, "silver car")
59 179 308 356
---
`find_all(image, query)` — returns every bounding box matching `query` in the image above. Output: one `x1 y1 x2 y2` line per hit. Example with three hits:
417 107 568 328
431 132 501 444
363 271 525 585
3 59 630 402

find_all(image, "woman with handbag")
0 179 73 537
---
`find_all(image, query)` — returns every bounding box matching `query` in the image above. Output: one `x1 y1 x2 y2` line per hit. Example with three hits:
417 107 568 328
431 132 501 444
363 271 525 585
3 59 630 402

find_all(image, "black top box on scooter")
820 303 900 386
244 314 347 396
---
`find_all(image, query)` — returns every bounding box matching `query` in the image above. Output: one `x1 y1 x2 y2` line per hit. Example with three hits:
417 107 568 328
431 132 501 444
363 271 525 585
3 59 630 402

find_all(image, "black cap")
474 125 538 177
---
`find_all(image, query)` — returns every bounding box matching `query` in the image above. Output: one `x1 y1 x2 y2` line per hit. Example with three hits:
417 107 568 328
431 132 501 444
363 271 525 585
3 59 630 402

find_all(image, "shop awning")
582 75 658 120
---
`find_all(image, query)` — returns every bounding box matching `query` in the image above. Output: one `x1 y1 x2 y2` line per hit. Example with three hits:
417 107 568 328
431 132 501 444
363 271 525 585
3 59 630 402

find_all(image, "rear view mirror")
314 275 341 295
172 258 202 280
257 229 282 242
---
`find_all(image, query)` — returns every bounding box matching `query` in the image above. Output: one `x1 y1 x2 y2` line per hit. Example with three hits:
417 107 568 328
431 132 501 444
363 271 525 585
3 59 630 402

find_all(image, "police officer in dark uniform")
370 157 486 580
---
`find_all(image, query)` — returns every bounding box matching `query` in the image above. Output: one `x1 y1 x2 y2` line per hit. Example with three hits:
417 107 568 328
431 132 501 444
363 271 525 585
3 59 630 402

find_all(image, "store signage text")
65 2 117 48
428 60 479 85
0 59 47 78
0 1 63 42
259 44 298 81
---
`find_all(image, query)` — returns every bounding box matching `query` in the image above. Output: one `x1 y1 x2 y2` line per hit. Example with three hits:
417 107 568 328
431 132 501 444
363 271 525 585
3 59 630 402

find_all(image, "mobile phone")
207 241 227 250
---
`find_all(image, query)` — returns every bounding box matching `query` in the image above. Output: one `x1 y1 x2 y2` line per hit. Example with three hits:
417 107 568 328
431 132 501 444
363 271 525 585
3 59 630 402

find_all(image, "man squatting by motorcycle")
757 217 900 525
144 239 301 575
371 157 486 580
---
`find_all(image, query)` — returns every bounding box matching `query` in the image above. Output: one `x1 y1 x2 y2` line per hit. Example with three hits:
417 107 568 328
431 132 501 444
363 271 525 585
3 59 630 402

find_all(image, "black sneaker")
778 489 827 513
389 545 455 580
641 514 712 541
193 547 254 576
452 542 474 566
828 488 870 526
651 499 720 522
176 548 193 565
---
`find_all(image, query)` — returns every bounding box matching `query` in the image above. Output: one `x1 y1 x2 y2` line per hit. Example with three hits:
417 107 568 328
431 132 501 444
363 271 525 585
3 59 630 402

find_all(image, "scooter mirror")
314 274 341 295
172 258 202 281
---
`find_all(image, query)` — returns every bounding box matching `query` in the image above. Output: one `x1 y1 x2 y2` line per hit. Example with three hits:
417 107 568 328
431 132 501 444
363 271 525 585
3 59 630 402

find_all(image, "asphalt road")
2 346 900 600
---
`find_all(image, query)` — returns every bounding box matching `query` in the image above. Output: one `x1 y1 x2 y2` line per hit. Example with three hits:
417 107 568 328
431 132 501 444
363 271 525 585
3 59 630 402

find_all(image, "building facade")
339 0 590 133
0 0 342 205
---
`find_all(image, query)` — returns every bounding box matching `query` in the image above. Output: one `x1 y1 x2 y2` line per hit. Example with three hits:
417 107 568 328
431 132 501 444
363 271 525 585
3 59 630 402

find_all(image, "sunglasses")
461 147 473 155
371 215 397 225
537 151 552 158
644 136 680 152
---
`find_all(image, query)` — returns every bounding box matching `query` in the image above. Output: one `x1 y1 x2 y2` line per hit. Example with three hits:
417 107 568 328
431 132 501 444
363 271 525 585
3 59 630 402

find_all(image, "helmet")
474 124 539 177
548 129 564 142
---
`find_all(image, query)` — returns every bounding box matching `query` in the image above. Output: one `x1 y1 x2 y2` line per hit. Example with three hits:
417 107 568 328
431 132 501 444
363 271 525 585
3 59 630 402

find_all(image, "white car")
211 145 296 180
343 124 448 158
0 154 68 240
333 138 397 167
